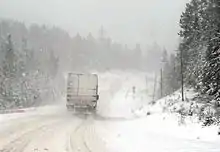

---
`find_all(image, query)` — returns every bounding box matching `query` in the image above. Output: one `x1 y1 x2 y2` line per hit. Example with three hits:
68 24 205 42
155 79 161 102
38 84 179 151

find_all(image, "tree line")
0 19 163 109
162 0 220 104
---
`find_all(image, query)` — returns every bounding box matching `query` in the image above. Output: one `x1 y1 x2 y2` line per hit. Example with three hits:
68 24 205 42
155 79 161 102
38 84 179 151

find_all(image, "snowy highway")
2 0 220 151
1 104 220 152
0 72 220 152
0 105 109 152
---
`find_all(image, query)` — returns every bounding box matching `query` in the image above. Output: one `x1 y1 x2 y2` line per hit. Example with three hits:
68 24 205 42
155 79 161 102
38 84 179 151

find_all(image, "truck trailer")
66 73 99 113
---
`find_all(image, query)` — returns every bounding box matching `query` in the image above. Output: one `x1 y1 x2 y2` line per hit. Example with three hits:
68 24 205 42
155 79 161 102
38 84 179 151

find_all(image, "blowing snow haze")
0 0 187 50
1 0 220 152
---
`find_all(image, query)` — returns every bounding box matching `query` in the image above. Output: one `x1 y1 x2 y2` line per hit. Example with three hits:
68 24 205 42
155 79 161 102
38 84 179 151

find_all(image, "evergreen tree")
202 0 220 101
177 0 220 102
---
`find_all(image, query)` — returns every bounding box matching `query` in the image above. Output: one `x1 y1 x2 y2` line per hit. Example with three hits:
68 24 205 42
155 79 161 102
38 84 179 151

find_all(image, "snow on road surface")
0 71 220 152
0 104 107 152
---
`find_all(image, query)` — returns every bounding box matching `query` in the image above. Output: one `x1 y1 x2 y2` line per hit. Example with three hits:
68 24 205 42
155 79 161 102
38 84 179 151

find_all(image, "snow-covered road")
0 71 220 152
1 105 220 152
0 104 111 152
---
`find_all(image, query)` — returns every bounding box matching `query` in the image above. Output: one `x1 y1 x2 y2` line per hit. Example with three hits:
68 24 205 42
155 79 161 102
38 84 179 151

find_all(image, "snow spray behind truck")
66 73 99 113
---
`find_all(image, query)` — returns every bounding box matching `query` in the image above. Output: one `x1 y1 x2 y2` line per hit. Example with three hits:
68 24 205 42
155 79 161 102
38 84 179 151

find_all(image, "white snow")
0 102 67 133
1 71 220 152
97 70 153 118
94 71 220 152
97 114 220 152
149 87 201 114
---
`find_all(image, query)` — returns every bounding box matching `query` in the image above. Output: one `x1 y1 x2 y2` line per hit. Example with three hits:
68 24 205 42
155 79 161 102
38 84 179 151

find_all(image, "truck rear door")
67 73 98 106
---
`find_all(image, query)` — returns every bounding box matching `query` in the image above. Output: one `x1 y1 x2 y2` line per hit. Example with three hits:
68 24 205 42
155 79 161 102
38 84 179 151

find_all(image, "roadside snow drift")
94 71 220 152
95 113 220 152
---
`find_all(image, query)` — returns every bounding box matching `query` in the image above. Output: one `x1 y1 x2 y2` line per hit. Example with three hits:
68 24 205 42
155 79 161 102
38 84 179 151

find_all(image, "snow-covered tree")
177 0 220 102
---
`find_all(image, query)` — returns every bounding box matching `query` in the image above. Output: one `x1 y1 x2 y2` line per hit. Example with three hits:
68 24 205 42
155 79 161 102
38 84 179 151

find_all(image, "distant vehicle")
66 73 99 113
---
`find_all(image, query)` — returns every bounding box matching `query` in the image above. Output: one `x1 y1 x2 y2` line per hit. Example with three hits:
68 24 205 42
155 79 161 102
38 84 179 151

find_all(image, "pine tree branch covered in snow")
162 0 220 125
178 0 220 101
0 22 60 109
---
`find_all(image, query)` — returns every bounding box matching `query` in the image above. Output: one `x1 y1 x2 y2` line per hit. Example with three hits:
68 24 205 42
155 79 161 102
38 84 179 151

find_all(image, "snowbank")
0 103 67 124
137 87 220 125
95 112 220 152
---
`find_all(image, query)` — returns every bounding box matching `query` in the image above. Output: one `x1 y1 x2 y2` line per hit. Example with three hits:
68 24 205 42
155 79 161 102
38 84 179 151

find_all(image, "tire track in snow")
0 119 63 152
69 114 108 152
23 117 80 152
0 114 65 146
0 126 45 152
83 123 108 152
68 115 91 152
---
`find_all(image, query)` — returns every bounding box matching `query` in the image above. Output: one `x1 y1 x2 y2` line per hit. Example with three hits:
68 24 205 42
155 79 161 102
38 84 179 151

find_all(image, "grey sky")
0 0 188 50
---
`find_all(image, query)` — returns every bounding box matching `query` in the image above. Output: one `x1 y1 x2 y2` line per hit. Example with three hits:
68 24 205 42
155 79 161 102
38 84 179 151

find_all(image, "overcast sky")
0 0 188 50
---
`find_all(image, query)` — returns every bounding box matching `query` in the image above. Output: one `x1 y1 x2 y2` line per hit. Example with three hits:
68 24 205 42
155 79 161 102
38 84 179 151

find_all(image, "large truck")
66 73 99 112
